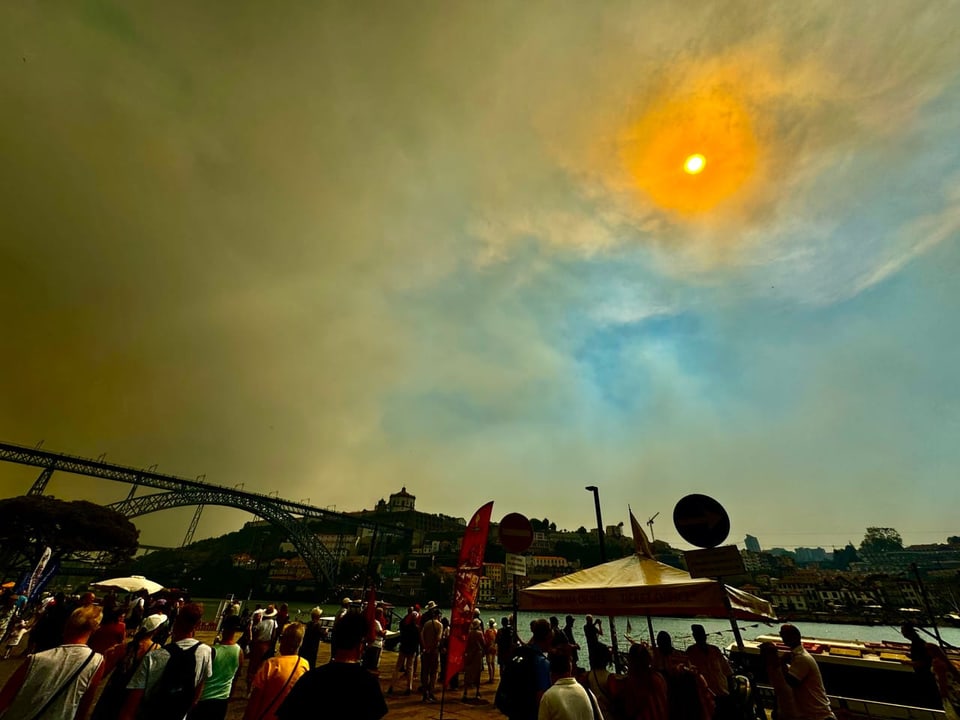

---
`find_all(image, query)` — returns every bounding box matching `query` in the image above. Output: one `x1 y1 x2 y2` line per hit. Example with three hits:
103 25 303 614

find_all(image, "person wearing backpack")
495 618 552 720
120 602 213 720
190 616 244 720
90 613 167 720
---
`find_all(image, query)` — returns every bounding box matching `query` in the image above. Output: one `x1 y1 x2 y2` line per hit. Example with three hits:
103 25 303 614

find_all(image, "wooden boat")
728 634 959 710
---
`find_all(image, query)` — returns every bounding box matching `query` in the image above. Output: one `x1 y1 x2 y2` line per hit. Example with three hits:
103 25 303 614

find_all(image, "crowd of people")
383 599 504 703
1 582 958 720
492 616 744 720
0 588 384 720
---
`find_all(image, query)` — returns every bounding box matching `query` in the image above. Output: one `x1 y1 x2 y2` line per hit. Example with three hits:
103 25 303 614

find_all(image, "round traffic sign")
499 513 534 554
673 494 730 548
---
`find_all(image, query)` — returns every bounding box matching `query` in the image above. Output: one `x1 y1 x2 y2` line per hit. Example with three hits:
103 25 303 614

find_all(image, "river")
197 597 960 650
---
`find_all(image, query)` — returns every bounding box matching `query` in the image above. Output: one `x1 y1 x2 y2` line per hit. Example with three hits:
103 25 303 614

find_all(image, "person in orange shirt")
243 622 309 720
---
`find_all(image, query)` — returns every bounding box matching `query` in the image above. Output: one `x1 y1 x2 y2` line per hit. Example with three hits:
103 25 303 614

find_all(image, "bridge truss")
0 441 408 586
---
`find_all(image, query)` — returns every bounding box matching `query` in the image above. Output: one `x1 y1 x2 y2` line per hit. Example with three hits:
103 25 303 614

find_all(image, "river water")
198 597 960 651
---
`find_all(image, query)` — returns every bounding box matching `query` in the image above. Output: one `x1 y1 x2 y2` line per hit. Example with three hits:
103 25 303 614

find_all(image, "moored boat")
729 634 959 710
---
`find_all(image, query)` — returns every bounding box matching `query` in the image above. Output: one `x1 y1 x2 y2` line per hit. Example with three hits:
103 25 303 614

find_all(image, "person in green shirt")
189 616 244 720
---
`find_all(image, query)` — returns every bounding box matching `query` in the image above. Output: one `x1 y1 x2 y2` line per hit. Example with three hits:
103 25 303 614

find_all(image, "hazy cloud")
1 1 959 548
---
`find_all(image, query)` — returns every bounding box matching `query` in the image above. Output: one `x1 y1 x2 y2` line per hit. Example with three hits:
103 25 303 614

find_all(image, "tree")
0 496 139 570
832 543 860 570
576 526 588 535
859 527 903 556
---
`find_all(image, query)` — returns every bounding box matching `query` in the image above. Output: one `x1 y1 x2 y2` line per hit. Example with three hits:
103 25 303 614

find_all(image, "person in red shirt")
88 608 127 655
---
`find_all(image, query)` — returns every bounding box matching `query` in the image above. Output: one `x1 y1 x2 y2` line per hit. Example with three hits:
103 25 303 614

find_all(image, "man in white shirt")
778 624 836 720
538 652 598 720
120 602 213 720
0 606 106 720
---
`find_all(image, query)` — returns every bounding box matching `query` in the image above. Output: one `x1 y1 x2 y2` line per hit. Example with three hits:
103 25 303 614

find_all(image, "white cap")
141 614 168 634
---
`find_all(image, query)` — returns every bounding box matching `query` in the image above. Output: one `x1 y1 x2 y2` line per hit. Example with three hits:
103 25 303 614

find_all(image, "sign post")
674 494 744 651
499 513 534 644
684 545 745 579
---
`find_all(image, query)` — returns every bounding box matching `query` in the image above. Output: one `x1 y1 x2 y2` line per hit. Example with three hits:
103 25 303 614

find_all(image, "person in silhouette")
276 612 386 720
686 624 733 719
777 624 835 720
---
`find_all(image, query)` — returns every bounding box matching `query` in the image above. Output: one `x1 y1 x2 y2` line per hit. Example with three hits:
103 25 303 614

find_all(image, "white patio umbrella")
90 575 164 595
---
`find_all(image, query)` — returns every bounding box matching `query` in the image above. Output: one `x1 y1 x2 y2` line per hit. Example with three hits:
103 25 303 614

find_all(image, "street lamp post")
585 486 607 562
585 485 621 670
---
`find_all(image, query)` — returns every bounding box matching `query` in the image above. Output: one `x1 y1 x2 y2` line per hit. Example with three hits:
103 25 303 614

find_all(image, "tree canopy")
0 496 140 569
859 527 903 556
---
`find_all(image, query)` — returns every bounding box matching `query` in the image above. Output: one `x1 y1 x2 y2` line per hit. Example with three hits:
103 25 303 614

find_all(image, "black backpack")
494 644 542 719
140 641 201 720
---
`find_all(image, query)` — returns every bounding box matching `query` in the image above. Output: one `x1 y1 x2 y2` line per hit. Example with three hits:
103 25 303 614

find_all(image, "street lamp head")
585 485 598 492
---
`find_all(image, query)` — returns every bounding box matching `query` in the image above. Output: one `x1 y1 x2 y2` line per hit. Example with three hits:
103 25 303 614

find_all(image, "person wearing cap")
331 598 352 650
121 603 213 720
90 614 167 720
247 607 278 686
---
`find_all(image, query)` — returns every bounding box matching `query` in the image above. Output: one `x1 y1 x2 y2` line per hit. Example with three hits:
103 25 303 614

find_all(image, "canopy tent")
519 512 776 622
519 553 775 620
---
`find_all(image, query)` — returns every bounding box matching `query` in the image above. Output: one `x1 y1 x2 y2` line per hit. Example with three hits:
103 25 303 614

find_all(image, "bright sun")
621 88 758 215
684 154 706 174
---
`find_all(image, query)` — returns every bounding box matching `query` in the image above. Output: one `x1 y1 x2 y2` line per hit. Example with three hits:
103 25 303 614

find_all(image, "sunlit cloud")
1 1 959 546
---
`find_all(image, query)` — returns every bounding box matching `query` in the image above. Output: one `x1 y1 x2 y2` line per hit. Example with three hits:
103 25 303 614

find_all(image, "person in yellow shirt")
243 623 309 720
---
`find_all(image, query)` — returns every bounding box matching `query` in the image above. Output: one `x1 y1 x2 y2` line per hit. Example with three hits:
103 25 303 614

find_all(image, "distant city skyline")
2 3 959 551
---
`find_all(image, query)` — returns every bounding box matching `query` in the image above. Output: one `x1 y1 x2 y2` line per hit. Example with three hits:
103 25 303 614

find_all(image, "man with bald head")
778 624 835 720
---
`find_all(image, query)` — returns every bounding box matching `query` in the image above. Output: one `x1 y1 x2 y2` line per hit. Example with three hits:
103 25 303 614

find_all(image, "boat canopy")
519 512 776 621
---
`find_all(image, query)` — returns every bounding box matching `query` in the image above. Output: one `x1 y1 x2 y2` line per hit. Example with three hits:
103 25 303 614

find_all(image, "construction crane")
647 512 660 541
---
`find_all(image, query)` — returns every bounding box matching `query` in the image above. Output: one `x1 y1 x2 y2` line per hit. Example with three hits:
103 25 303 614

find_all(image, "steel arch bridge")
0 440 408 586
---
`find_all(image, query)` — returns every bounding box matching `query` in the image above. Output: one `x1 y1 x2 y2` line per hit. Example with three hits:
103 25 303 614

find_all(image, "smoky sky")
2 1 959 549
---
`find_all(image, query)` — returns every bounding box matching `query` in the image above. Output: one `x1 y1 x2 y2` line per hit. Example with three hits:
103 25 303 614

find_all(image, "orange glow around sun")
622 89 758 215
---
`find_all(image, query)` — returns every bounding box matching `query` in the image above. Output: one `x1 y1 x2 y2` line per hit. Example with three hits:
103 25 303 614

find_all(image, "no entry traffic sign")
499 513 534 554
